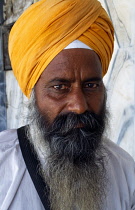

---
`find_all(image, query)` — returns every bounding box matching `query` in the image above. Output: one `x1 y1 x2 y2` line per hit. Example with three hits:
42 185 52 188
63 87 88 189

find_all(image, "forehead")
40 49 102 81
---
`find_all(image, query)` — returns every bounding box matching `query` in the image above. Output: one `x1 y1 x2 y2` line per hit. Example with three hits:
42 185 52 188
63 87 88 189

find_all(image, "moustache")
39 111 106 164
45 111 105 137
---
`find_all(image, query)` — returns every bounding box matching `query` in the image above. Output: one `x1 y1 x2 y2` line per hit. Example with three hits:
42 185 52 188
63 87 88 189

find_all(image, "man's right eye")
53 84 69 90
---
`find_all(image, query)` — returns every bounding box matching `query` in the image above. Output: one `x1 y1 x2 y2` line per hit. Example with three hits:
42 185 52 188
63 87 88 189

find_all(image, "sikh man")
0 0 135 209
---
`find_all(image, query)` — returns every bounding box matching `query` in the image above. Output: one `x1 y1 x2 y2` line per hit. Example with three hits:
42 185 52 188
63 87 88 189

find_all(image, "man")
0 0 135 209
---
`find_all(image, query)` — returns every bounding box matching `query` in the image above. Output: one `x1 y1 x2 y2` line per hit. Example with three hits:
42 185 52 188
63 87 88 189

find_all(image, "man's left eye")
84 83 99 88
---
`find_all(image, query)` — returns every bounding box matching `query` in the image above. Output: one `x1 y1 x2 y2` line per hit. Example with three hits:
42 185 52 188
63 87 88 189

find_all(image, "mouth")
74 123 85 128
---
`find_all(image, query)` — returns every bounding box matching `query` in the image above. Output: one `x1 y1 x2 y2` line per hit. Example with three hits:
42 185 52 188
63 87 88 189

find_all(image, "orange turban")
8 0 114 98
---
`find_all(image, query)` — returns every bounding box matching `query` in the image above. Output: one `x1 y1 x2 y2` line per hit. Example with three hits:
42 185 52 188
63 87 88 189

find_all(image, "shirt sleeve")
131 164 135 209
0 129 26 210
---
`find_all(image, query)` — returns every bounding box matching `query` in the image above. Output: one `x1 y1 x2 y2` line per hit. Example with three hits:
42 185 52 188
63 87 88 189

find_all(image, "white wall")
101 0 135 159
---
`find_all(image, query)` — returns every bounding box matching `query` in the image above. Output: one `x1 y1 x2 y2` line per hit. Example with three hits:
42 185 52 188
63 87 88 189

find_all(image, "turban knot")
8 0 114 97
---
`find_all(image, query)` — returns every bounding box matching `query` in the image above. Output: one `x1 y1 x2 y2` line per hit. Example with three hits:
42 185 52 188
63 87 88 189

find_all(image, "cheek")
87 91 105 114
35 94 65 122
35 85 67 123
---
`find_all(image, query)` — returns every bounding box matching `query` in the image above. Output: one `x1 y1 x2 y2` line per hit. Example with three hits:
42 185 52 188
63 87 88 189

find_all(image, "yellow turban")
8 0 114 98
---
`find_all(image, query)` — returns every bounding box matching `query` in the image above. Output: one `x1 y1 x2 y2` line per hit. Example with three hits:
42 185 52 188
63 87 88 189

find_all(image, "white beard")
26 90 109 210
27 122 108 210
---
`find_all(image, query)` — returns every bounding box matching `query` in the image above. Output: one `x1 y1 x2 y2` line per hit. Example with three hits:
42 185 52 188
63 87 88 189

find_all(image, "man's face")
35 48 105 123
30 49 107 210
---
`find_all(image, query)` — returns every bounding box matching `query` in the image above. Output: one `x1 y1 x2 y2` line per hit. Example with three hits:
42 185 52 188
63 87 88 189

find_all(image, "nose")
66 88 88 114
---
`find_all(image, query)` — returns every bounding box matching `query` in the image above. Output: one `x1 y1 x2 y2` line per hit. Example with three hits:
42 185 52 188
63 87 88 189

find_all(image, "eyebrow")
48 78 75 83
48 77 102 84
83 77 102 83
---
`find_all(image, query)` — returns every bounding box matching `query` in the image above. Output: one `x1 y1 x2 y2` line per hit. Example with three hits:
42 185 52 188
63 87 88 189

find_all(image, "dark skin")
35 49 105 123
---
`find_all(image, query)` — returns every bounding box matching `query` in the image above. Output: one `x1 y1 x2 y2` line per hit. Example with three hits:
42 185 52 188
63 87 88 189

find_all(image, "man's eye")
53 84 69 90
84 83 99 88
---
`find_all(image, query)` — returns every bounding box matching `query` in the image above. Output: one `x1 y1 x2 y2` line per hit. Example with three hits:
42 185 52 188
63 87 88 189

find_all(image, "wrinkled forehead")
45 40 101 69
40 47 102 81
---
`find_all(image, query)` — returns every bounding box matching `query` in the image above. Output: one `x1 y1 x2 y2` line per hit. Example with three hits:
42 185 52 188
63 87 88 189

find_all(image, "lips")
74 123 85 128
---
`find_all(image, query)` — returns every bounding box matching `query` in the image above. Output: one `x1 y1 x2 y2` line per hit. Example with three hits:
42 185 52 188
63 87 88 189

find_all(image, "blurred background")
0 0 135 159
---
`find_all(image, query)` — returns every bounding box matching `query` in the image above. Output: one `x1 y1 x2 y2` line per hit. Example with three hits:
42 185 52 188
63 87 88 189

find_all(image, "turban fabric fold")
8 0 114 98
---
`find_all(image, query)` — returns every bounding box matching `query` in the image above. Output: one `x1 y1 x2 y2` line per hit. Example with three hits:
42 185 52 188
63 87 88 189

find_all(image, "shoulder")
104 138 135 186
0 128 18 143
104 139 135 207
0 129 19 150
0 129 29 209
104 138 135 165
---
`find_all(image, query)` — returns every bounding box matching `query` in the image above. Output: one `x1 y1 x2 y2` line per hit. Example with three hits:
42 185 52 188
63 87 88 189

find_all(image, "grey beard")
42 154 108 210
27 90 109 210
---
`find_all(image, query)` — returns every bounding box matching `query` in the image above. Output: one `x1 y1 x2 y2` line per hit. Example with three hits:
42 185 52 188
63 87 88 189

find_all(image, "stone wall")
0 27 6 131
0 0 34 130
101 0 135 159
0 0 6 131
3 0 33 24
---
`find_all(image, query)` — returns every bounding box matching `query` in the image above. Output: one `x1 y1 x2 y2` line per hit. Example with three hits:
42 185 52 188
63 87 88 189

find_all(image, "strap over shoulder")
17 126 50 210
